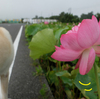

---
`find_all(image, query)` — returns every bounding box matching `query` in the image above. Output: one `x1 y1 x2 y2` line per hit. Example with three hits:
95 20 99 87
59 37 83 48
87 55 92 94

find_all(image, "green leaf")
95 56 99 62
55 70 71 77
48 57 57 63
48 71 59 86
25 24 49 37
25 24 41 37
74 73 97 99
72 59 78 64
87 67 95 80
81 89 97 99
29 29 56 60
71 68 79 79
64 89 73 99
54 28 68 46
60 76 72 86
54 28 65 40
25 24 49 43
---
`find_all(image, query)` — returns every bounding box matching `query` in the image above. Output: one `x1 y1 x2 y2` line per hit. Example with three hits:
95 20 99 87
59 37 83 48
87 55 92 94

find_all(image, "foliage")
74 67 97 99
80 11 93 21
39 84 48 99
95 13 100 21
25 23 49 43
25 22 100 99
29 29 56 60
33 65 43 76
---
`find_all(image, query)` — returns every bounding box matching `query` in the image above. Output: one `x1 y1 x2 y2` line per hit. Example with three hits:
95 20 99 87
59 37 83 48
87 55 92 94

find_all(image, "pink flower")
51 15 100 75
44 21 49 24
66 23 69 25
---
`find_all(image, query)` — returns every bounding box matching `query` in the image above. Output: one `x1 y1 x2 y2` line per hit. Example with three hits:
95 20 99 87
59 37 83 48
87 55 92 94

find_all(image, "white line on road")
9 26 23 80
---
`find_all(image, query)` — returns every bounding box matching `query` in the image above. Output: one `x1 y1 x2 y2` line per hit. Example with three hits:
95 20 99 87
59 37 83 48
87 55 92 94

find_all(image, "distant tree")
49 16 59 20
65 13 74 23
72 15 80 23
45 17 49 19
58 12 80 23
88 11 93 19
39 16 44 19
58 12 65 22
34 15 38 19
32 11 100 23
80 11 93 21
80 14 87 20
95 13 100 21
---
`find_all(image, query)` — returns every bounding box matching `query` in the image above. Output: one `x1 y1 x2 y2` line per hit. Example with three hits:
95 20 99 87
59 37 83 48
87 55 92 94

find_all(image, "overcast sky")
0 0 100 20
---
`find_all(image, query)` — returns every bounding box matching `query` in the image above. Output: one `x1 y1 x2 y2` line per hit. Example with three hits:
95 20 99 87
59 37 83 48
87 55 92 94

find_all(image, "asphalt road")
0 24 54 99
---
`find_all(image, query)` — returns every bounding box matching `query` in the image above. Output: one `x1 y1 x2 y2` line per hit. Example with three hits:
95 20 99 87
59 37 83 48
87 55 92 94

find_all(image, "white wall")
23 18 57 23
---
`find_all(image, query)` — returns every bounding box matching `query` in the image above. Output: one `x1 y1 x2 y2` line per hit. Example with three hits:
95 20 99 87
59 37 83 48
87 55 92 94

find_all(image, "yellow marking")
84 88 92 91
79 81 91 86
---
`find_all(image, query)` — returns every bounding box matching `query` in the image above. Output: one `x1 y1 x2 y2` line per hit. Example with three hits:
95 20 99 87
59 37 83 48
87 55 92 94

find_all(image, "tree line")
34 11 100 23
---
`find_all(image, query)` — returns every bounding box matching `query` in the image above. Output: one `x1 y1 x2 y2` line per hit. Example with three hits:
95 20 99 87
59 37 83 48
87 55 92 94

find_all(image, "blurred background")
0 0 100 23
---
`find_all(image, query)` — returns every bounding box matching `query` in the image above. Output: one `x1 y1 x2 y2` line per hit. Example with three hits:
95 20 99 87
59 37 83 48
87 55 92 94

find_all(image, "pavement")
0 24 54 99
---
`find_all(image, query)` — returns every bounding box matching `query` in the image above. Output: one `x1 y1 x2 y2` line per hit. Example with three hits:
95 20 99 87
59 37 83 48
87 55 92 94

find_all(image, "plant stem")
72 82 75 99
79 92 81 99
58 61 61 70
75 88 78 98
94 63 100 99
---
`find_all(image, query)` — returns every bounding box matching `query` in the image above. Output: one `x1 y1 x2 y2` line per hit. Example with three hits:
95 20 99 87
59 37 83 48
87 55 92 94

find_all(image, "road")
0 24 54 99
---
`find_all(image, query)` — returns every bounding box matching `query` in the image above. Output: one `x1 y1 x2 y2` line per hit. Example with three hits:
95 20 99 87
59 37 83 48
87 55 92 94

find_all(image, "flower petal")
93 45 100 55
51 47 82 61
60 33 83 51
92 15 98 23
94 21 100 45
95 36 100 45
67 23 81 34
86 48 95 74
99 20 100 27
79 48 95 75
72 26 78 32
77 19 100 48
